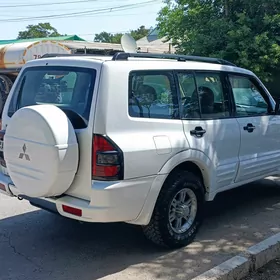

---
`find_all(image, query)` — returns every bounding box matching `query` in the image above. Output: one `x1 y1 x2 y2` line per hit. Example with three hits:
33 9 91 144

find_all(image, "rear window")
8 66 96 128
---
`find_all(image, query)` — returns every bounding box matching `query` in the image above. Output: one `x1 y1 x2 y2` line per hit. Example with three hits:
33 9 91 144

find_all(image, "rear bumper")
0 172 167 225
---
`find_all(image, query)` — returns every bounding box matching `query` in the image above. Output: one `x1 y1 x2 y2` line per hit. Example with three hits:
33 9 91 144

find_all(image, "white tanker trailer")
0 40 71 116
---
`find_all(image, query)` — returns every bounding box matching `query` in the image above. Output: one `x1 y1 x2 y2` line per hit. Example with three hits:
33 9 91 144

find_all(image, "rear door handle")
190 126 206 138
243 123 256 133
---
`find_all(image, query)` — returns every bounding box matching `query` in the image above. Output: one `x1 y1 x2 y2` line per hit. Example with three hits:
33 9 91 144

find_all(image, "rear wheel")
143 170 205 249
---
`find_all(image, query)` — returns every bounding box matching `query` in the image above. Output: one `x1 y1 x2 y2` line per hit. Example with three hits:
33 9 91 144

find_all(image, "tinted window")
177 72 200 118
129 72 179 119
178 71 230 119
229 75 270 116
195 72 230 118
8 66 96 127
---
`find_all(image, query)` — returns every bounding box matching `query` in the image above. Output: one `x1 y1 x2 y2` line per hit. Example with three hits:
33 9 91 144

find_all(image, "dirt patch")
242 257 280 280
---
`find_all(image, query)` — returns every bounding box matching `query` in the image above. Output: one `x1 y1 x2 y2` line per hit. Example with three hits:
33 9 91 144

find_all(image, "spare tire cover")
4 104 79 197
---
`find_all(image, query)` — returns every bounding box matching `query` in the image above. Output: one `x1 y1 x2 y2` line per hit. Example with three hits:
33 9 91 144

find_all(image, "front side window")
229 74 270 116
8 66 96 127
129 71 179 119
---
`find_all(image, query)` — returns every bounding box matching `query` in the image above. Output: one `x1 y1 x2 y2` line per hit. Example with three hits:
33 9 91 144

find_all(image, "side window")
129 72 179 119
195 72 230 118
178 71 230 119
177 72 200 119
229 75 271 116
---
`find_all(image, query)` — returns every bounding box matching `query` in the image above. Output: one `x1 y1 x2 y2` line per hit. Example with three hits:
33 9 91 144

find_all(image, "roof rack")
112 52 236 66
40 53 103 58
40 52 237 67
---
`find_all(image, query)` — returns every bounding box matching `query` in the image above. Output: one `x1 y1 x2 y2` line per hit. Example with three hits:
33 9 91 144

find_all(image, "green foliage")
130 25 152 41
93 32 123 44
17 23 62 39
157 0 280 81
94 25 152 44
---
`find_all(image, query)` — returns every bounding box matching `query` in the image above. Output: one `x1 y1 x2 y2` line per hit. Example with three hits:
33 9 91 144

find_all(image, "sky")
0 0 164 41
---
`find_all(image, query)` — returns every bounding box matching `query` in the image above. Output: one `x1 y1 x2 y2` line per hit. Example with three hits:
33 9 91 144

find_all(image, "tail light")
92 134 124 181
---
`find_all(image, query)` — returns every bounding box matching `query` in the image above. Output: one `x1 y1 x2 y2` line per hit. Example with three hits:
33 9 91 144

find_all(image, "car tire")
143 170 205 249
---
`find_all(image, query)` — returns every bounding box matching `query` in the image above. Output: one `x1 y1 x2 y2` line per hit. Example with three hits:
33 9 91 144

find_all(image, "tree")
94 32 123 44
157 0 280 81
93 25 152 44
130 25 152 41
17 23 62 39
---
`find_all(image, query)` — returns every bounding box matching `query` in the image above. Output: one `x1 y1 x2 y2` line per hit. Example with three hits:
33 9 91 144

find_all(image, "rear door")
1 61 101 200
178 71 241 190
228 73 280 182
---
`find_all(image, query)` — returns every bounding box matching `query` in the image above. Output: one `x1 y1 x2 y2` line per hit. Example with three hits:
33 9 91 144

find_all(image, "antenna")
121 34 138 53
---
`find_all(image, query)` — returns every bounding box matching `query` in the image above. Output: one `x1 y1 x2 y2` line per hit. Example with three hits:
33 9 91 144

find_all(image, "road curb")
191 232 280 280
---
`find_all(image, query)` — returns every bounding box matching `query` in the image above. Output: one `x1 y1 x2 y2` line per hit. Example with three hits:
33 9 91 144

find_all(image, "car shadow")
1 178 280 280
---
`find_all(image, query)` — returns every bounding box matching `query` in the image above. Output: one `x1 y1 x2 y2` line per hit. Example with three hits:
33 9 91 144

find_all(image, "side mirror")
275 98 280 114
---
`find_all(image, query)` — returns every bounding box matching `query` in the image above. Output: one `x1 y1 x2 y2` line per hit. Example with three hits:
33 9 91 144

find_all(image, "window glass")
8 66 96 125
177 72 200 118
129 72 179 119
178 71 230 119
229 75 269 116
35 72 77 104
195 72 230 118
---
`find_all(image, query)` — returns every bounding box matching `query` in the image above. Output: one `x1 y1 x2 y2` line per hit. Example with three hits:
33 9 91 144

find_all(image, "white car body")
0 53 279 247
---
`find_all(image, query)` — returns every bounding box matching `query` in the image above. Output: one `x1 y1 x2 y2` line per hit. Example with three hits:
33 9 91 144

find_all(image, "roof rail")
111 52 236 66
40 53 101 58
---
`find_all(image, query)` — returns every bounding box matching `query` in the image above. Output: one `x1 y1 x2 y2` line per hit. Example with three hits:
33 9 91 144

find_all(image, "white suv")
0 52 279 249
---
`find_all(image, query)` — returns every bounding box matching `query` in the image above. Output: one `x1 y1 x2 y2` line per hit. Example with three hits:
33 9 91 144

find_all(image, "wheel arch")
129 149 215 226
166 161 208 194
159 149 214 194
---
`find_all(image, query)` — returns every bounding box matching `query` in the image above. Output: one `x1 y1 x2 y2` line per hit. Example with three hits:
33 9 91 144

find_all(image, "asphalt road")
1 177 280 280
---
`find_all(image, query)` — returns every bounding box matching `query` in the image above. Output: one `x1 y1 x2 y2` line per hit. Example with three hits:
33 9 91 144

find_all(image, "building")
0 30 175 56
137 28 175 54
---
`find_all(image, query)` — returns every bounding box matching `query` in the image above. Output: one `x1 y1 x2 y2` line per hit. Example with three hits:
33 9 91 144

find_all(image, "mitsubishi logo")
19 144 30 161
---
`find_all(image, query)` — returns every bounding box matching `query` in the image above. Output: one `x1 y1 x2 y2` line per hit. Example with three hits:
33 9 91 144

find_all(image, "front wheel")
143 170 205 249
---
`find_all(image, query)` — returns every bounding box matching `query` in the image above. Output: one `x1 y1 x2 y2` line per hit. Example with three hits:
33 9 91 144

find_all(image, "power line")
0 2 142 16
0 6 108 15
0 1 160 22
0 0 127 8
0 11 158 19
75 27 155 36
